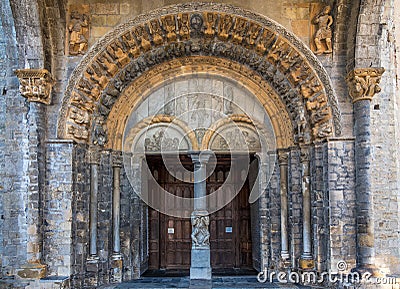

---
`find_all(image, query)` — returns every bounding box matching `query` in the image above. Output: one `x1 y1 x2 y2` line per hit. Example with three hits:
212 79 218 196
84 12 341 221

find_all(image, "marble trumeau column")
189 151 212 280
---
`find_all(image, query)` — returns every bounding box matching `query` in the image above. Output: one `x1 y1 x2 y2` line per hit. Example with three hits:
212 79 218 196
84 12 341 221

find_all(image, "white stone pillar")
299 146 314 270
111 151 123 283
278 150 290 266
189 151 212 280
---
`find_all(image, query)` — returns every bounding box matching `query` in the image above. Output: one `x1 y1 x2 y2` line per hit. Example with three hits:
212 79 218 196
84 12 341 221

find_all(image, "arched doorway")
57 2 341 285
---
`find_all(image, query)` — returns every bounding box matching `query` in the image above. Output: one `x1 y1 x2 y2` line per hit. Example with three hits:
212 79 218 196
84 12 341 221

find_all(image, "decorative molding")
58 3 342 147
15 69 55 104
346 68 385 103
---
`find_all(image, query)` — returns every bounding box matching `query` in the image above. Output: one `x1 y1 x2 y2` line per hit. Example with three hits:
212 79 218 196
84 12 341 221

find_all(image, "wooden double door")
147 155 253 272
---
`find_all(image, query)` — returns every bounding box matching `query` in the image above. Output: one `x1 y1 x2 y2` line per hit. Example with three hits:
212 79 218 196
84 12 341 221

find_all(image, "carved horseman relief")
67 6 90 56
191 214 210 248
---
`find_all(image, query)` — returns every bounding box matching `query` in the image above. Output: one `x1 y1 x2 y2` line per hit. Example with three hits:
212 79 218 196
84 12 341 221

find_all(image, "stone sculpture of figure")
68 11 89 55
312 6 333 55
191 215 210 247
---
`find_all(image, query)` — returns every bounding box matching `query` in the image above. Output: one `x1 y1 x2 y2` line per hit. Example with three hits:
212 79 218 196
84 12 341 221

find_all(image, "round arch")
58 2 342 149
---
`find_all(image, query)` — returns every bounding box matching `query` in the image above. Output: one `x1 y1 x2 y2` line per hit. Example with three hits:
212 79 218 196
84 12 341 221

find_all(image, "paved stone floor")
99 276 311 289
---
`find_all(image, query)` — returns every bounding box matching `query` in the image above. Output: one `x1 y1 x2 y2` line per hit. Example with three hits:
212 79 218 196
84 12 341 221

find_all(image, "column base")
190 248 211 280
299 257 315 270
110 254 123 283
85 256 100 287
353 265 381 277
16 262 47 279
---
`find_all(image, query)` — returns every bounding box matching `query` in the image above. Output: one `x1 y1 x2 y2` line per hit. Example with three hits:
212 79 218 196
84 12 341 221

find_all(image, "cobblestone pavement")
99 276 312 289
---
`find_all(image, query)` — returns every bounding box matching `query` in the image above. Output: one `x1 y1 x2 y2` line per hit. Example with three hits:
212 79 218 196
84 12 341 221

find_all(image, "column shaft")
278 151 289 262
89 163 99 257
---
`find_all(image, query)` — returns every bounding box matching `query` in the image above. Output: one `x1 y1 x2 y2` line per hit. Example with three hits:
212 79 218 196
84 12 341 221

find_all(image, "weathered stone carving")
69 106 90 125
191 213 210 247
177 13 190 40
149 19 165 46
68 10 89 56
92 118 108 146
203 12 217 38
312 6 333 55
218 14 233 41
162 15 177 42
346 68 385 103
15 69 55 104
133 25 152 51
67 124 89 141
144 129 179 151
60 7 341 145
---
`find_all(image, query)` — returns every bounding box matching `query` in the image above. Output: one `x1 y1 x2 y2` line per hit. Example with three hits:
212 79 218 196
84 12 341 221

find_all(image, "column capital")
15 69 55 105
111 150 123 167
346 67 385 103
88 146 101 165
300 146 310 163
277 150 289 166
188 150 213 165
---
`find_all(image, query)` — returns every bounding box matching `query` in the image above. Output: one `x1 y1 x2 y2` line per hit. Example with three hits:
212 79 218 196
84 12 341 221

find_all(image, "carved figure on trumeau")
191 214 210 247
67 8 89 56
312 5 333 55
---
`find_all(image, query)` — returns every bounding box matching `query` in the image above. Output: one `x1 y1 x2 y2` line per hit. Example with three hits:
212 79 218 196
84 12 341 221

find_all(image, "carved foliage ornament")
15 69 55 105
346 68 385 103
63 8 340 145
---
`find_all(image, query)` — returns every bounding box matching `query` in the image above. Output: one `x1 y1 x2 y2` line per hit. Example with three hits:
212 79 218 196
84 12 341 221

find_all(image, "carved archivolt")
59 3 341 148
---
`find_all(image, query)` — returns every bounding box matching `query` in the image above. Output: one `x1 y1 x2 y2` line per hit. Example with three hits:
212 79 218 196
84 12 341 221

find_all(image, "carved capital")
300 147 310 163
111 150 123 167
15 69 55 104
278 150 289 166
88 146 101 165
346 68 385 103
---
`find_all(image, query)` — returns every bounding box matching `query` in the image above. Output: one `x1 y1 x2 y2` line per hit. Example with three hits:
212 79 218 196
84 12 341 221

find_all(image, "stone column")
189 151 212 280
278 150 290 266
111 151 123 283
346 68 385 273
14 69 54 279
299 146 314 270
86 146 100 285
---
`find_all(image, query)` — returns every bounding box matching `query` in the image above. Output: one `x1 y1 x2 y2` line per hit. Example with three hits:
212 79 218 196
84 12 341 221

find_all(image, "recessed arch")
58 2 342 150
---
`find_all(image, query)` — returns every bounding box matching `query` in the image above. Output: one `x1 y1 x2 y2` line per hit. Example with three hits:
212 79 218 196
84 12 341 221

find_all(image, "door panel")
147 155 253 272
